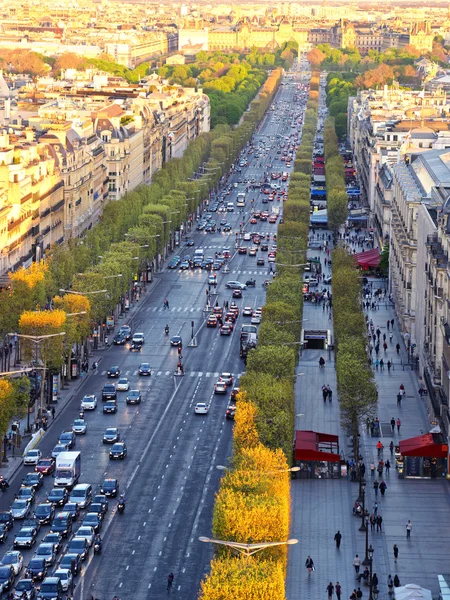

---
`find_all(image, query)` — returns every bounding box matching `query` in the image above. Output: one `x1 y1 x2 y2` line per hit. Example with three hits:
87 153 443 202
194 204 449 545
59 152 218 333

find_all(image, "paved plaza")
286 232 450 600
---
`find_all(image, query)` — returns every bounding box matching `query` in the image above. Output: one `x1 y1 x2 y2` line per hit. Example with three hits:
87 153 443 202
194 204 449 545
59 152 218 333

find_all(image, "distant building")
166 54 186 65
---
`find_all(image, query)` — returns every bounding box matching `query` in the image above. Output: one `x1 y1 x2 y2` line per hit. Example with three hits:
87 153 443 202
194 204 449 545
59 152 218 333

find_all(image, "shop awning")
399 433 448 458
353 248 380 269
294 430 340 462
310 209 327 225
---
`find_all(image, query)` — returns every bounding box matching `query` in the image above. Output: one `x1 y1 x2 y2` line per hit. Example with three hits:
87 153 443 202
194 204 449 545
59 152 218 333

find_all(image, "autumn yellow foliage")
199 557 285 600
19 310 66 333
9 262 48 288
53 294 91 316
233 399 260 452
0 380 13 402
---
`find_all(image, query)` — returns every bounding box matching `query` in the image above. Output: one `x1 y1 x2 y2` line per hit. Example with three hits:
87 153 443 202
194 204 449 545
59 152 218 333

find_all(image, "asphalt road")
0 65 310 600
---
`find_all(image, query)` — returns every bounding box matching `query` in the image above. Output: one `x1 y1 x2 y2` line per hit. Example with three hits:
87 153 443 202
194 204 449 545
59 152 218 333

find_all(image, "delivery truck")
55 451 81 488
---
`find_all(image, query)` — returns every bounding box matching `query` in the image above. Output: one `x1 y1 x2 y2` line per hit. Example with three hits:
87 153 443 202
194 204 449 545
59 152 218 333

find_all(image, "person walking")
376 440 383 457
370 513 376 531
356 588 363 600
350 591 357 600
379 480 387 496
394 575 401 588
385 460 391 475
389 441 394 455
377 460 384 477
376 514 383 532
387 320 390 331
374 480 379 497
388 575 394 595
393 544 399 563
396 418 401 433
51 406 55 420
373 502 378 516
328 387 333 401
383 341 388 353
389 331 393 343
335 582 342 600
396 343 400 354
390 417 395 433
372 574 379 589
397 392 402 407
334 531 342 549
305 555 314 574
322 385 328 402
375 359 379 371
326 582 334 600
353 554 360 574
380 358 384 371
406 520 412 538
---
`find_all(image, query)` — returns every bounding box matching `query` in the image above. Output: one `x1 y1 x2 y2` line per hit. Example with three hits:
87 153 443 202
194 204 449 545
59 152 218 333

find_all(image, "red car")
35 457 56 475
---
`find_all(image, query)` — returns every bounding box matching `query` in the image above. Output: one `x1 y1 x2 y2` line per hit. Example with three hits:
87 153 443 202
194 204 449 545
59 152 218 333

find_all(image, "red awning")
353 248 380 269
399 433 448 458
294 430 341 463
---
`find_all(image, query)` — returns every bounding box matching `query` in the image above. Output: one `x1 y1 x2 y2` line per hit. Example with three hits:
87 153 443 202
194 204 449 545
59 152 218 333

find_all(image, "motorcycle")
117 501 125 514
245 280 256 287
94 542 102 555
0 479 9 492
165 326 169 336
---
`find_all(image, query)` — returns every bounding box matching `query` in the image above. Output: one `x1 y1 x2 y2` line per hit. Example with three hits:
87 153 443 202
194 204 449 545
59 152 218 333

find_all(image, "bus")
236 192 246 207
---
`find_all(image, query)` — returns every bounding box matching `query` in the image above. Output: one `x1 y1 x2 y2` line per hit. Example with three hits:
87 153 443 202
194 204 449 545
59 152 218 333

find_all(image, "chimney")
4 98 11 120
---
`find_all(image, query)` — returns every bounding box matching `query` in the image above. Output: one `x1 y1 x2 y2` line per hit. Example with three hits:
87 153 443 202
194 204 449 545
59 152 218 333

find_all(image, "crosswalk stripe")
198 372 203 377
157 371 162 376
125 370 130 375
205 372 211 377
214 372 219 378
190 372 196 377
101 370 106 376
165 371 171 376
133 370 138 376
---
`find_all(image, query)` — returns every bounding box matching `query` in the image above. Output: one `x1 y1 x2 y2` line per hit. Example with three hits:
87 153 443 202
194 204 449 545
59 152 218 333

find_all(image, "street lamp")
59 289 108 295
199 536 298 557
368 544 375 600
359 481 367 531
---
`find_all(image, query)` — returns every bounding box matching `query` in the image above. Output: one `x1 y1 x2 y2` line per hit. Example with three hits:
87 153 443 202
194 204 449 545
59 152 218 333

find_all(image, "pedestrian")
380 358 384 370
385 460 391 475
387 320 390 331
372 574 379 589
373 502 378 516
393 544 399 563
389 441 394 455
383 333 386 342
51 406 55 420
375 359 379 370
370 513 376 531
335 582 342 600
388 575 394 594
328 387 333 401
379 480 387 496
396 343 400 354
391 318 395 328
396 418 401 433
376 440 383 456
353 554 360 574
389 332 393 343
322 385 328 402
383 341 388 352
350 591 357 600
327 582 334 600
376 514 383 532
359 462 366 478
334 530 342 549
396 392 402 407
376 328 381 340
387 360 392 372
406 520 412 538
305 555 314 574
356 588 363 600
394 575 401 588
390 417 395 432
373 480 379 496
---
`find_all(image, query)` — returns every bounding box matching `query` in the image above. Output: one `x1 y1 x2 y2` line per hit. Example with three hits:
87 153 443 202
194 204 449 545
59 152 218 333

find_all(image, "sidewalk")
286 231 450 600
0 277 161 484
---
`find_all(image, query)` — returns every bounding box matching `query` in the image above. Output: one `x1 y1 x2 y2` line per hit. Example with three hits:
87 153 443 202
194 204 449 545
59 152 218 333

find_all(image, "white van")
227 202 234 212
69 483 92 509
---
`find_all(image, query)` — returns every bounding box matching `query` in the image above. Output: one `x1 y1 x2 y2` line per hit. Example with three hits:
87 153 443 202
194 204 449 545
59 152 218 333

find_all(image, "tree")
307 48 326 67
379 244 389 276
54 53 86 73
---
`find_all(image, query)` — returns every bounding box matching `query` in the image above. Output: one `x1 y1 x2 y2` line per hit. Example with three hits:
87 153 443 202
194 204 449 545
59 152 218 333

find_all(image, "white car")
1 550 23 575
72 419 87 435
194 403 209 415
116 378 130 392
251 314 261 325
132 333 145 345
54 568 73 592
23 449 42 466
76 526 95 548
242 307 253 317
81 395 97 410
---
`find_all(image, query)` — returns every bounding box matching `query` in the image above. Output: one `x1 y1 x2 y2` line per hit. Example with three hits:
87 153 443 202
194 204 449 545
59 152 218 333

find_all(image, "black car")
81 514 101 534
112 332 127 345
67 538 89 561
47 488 68 507
0 565 15 590
59 553 82 575
50 512 72 538
138 363 151 376
0 512 13 531
14 526 37 548
103 400 118 414
34 503 55 525
107 366 121 378
126 390 141 405
102 384 116 400
93 496 108 514
170 336 182 347
64 502 80 522
14 578 35 599
87 504 105 522
0 524 8 543
109 442 127 460
22 472 44 490
23 517 41 534
26 558 47 583
58 431 76 449
100 478 119 498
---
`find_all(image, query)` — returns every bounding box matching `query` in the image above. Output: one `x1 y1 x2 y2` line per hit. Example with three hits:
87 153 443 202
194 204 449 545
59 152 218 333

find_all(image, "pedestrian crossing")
99 370 246 379
162 269 269 276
